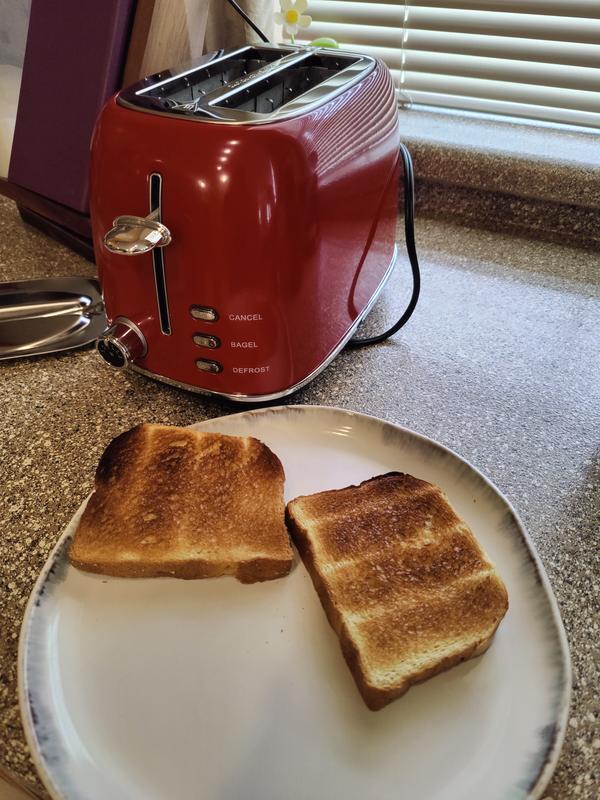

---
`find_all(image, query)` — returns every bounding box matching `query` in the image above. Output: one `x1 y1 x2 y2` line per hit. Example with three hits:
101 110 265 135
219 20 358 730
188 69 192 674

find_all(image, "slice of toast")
286 472 508 710
69 424 293 582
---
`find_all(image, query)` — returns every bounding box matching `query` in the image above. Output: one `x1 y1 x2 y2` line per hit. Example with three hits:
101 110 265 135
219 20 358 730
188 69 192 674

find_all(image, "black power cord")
224 0 270 42
348 142 421 347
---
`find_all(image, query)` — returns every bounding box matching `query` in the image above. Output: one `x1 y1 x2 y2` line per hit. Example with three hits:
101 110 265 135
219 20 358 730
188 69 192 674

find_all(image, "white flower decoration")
275 0 312 39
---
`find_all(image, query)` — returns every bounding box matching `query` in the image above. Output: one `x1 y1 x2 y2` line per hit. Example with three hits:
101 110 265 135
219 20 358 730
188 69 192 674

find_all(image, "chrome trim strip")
129 244 398 402
117 44 376 126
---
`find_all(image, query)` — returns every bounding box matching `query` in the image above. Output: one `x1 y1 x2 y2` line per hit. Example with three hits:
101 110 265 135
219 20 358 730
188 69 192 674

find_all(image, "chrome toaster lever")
103 211 172 255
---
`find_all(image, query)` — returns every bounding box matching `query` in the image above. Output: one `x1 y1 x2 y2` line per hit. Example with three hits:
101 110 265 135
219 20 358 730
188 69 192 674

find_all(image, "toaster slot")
142 48 291 110
120 44 375 122
149 173 171 335
211 54 360 114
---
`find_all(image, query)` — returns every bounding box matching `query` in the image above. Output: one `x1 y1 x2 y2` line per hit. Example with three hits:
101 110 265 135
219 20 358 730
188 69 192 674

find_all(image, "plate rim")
18 403 572 800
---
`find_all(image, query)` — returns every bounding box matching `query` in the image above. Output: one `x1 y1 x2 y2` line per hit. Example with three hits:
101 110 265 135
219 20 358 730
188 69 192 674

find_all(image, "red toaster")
91 43 401 401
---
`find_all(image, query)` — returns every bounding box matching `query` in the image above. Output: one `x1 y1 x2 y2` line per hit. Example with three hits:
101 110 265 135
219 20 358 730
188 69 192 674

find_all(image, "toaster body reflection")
91 44 401 401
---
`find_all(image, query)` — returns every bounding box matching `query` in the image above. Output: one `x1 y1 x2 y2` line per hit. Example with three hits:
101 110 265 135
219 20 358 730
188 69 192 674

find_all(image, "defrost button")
196 358 223 373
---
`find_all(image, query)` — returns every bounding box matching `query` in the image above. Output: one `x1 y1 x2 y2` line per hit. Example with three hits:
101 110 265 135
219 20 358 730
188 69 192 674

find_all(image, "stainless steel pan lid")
0 277 106 360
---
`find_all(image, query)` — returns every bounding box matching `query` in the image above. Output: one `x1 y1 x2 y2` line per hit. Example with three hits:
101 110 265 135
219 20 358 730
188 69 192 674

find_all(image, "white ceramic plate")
19 406 571 800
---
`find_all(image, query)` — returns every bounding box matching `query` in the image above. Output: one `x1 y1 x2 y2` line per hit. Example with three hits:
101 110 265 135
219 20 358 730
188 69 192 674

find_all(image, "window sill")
398 108 600 247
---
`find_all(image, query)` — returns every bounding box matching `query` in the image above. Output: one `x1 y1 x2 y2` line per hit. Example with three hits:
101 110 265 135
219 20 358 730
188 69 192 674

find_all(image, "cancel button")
230 341 258 348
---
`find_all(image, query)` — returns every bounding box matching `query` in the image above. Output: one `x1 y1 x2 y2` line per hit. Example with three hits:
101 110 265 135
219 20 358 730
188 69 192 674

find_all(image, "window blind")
302 1 600 129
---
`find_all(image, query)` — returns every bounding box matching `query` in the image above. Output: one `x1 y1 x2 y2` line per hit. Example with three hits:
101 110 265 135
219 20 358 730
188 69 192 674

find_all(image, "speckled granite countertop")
0 195 598 799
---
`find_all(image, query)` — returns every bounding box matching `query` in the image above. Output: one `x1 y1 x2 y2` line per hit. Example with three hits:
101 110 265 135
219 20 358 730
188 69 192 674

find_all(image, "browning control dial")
96 318 147 369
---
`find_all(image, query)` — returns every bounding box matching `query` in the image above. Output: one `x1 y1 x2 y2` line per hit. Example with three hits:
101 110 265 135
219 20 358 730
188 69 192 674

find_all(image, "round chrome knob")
96 319 147 369
103 213 172 255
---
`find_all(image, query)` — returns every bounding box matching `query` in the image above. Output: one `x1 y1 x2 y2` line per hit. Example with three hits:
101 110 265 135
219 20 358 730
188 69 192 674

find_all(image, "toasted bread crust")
67 552 293 581
94 424 146 487
69 424 293 582
286 472 508 710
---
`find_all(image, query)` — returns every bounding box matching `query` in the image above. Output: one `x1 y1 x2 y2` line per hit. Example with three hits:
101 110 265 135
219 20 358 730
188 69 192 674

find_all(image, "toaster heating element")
91 43 403 401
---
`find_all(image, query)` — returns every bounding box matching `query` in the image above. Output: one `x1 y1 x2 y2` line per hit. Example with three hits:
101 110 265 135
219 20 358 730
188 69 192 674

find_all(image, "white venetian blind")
303 0 600 129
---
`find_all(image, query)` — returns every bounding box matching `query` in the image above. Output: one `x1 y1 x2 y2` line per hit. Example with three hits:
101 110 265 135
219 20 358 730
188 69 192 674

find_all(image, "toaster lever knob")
96 318 147 369
103 212 172 255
